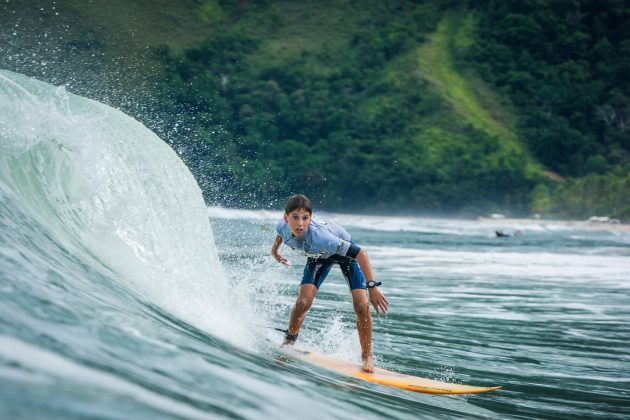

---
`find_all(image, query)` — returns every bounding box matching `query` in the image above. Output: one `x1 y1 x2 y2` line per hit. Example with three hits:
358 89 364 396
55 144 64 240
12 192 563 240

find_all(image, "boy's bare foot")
361 355 375 373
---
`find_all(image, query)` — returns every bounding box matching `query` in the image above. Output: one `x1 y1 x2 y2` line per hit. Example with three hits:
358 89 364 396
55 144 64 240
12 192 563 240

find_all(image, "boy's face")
284 208 311 237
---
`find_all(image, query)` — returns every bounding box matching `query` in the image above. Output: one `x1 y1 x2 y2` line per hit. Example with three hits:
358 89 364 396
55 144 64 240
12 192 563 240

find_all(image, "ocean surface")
1 69 630 419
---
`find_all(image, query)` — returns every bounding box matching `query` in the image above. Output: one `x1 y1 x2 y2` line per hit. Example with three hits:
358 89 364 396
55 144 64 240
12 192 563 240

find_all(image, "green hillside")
419 11 521 151
153 1 540 212
1 0 627 218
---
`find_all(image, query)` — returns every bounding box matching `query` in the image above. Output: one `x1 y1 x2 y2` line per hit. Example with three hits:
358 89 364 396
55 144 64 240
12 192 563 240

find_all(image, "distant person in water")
271 194 389 372
495 229 522 238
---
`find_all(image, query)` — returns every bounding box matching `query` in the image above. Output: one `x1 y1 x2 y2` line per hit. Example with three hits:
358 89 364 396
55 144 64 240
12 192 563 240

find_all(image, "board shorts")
301 254 367 291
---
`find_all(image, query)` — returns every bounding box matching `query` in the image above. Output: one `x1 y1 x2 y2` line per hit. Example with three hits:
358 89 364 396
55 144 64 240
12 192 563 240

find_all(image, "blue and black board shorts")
301 254 367 290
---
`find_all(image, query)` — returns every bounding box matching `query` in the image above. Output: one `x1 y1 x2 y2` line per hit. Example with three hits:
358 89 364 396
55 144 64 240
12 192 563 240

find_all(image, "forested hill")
2 0 628 218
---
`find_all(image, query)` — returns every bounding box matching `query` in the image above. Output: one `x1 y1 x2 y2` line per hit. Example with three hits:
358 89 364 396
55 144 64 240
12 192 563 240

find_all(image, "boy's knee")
353 299 369 316
296 296 313 312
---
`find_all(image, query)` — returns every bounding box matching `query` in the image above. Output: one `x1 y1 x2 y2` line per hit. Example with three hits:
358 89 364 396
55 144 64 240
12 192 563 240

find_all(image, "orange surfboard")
287 348 502 394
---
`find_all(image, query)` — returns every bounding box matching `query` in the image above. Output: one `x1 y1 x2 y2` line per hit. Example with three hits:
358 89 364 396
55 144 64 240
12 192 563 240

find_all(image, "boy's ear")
283 213 288 222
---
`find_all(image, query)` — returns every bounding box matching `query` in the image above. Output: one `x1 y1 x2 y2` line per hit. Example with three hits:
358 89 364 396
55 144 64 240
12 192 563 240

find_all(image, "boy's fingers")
379 298 388 314
372 299 386 315
275 255 292 266
370 298 377 314
370 289 389 314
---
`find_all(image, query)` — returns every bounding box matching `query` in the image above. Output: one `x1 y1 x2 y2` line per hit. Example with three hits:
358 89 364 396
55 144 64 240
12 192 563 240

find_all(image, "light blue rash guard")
276 218 360 259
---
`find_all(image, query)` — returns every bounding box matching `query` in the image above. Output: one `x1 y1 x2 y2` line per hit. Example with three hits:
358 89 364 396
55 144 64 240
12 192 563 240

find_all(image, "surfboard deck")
284 348 502 394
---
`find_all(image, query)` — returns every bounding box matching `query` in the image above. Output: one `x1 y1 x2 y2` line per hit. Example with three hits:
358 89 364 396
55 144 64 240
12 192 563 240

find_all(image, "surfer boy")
271 194 389 372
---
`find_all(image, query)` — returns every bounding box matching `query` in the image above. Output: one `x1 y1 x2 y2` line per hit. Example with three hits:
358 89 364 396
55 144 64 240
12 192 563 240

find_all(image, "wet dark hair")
284 194 313 215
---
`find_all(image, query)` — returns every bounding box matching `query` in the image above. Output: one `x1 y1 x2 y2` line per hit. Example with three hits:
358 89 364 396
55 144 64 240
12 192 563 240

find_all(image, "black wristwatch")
366 280 382 288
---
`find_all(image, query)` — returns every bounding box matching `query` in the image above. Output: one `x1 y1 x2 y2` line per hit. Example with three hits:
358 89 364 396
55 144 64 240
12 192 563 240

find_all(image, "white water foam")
370 246 630 285
0 70 251 346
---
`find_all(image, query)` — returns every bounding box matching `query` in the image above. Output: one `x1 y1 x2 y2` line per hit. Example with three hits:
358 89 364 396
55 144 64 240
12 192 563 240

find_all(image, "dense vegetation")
2 0 627 218
154 0 541 213
465 0 630 217
467 0 629 175
152 0 628 218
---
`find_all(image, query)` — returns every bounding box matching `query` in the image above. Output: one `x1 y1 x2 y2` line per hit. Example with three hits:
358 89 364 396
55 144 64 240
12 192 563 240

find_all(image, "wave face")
0 69 247 338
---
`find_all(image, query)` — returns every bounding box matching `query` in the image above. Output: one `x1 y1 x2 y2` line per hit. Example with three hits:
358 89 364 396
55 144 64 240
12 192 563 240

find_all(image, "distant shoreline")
207 206 630 233
476 217 630 233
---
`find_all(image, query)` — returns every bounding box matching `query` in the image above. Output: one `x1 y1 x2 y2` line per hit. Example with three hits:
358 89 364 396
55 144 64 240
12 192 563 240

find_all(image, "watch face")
367 281 375 288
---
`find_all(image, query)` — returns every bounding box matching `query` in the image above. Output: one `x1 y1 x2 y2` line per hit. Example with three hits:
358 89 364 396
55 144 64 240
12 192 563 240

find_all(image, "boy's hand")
273 253 292 266
368 287 389 315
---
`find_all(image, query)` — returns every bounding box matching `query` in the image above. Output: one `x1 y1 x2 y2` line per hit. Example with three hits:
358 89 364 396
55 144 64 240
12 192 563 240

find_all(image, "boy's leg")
351 288 374 372
339 257 373 372
284 257 333 345
284 284 317 343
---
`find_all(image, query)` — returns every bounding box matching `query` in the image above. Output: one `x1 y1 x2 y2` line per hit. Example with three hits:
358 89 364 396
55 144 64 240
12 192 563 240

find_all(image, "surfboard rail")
289 348 502 395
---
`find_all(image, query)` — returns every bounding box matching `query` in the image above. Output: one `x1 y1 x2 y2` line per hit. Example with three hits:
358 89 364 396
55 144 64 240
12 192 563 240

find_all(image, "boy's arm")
356 250 389 315
271 234 292 266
